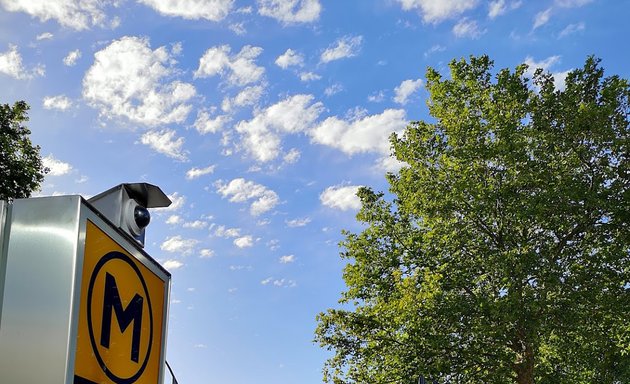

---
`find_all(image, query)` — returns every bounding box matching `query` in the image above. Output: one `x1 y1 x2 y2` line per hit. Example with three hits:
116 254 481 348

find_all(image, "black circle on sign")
87 251 154 384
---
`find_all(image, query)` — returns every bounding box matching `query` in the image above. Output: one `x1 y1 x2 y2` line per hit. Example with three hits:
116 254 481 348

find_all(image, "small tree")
315 56 629 384
1 101 47 200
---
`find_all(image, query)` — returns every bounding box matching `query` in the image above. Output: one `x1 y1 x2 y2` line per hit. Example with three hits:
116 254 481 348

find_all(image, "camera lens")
134 205 151 228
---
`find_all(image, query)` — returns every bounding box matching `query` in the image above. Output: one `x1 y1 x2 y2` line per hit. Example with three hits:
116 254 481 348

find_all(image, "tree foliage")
0 101 47 200
315 56 629 384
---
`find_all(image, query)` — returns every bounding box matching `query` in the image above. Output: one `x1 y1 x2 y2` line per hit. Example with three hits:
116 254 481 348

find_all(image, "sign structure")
74 220 166 384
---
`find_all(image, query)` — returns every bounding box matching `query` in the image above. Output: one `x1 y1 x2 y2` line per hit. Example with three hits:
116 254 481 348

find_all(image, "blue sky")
1 0 628 383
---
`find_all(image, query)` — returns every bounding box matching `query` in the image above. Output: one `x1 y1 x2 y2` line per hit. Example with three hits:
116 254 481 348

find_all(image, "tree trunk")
513 340 535 384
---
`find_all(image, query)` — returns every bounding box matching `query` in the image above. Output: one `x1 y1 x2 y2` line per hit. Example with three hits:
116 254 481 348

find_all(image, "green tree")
315 56 629 384
1 101 47 200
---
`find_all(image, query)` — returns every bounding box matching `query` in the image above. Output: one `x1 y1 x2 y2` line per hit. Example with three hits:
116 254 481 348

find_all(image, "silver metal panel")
88 184 126 228
0 196 82 384
0 201 8 326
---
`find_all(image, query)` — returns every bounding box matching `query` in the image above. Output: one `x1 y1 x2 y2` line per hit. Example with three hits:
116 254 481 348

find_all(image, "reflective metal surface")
0 201 8 327
0 196 82 384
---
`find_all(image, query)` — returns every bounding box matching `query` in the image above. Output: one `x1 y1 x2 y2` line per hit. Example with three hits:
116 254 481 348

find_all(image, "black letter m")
101 272 144 362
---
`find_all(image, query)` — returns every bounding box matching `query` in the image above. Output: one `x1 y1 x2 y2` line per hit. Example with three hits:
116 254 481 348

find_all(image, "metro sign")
74 221 167 384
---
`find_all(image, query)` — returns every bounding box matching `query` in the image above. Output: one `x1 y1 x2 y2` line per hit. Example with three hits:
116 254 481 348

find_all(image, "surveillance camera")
134 204 151 228
88 183 171 247
124 199 150 237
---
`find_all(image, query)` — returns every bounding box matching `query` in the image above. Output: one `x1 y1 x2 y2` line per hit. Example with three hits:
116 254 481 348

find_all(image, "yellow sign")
74 220 166 384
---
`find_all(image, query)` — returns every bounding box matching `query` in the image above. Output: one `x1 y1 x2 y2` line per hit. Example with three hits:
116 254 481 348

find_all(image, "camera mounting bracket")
87 183 171 247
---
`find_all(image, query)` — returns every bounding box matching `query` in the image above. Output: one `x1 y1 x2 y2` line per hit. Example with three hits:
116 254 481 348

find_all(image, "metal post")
166 360 179 384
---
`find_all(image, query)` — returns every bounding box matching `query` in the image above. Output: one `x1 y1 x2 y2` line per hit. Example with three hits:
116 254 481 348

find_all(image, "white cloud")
395 0 478 23
234 85 265 106
195 45 264 86
299 71 321 82
283 148 300 164
42 155 73 176
261 277 296 287
488 0 521 19
43 95 73 111
222 46 264 86
310 109 407 156
199 249 215 258
345 107 369 121
194 45 230 78
320 185 362 211
235 94 324 162
393 79 423 105
63 49 81 66
163 259 184 270
275 49 304 68
533 8 552 29
166 215 182 224
171 42 183 55
83 36 195 127
222 85 265 112
186 165 216 180
325 84 343 96
550 70 571 91
279 254 295 263
274 278 296 287
423 44 446 58
374 155 405 173
555 0 592 7
234 235 254 248
525 55 561 74
36 32 53 40
0 0 112 30
0 44 44 79
488 0 505 18
320 35 363 63
368 91 385 103
524 55 570 91
286 217 311 227
266 239 280 250
216 178 280 216
452 18 485 39
559 22 585 38
258 0 321 24
161 235 199 255
183 220 208 229
194 110 231 134
229 22 246 34
140 129 188 161
213 225 242 238
138 0 233 21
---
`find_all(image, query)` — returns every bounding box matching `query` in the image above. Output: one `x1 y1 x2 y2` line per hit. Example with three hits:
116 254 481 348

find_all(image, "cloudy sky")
1 0 628 383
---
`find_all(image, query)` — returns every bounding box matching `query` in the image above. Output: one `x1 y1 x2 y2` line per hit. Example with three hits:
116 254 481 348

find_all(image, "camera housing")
88 183 171 247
